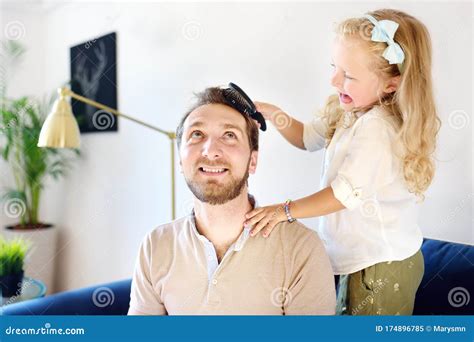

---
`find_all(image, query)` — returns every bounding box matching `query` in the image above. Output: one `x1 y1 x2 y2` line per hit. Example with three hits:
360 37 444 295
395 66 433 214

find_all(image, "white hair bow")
364 14 405 66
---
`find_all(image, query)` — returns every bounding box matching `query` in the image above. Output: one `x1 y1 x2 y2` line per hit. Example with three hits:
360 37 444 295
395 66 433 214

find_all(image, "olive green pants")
336 249 424 315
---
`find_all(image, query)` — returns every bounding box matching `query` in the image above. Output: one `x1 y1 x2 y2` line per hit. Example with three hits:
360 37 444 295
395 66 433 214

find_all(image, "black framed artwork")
70 32 118 133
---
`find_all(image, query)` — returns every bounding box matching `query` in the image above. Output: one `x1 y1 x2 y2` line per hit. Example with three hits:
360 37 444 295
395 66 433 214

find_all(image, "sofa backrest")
414 238 473 315
1 279 131 315
2 239 473 315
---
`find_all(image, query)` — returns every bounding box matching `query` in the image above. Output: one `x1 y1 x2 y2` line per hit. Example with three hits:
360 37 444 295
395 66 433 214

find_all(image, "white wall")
0 1 472 293
0 4 47 227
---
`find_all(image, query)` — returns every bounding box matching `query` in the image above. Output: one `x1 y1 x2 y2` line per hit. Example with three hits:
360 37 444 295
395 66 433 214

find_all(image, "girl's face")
330 37 397 112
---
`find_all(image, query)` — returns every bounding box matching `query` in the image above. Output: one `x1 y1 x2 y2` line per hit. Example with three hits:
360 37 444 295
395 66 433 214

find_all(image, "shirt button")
212 279 218 285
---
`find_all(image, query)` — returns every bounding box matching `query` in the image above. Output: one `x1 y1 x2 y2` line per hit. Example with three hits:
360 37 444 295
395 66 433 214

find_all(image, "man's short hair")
176 87 259 152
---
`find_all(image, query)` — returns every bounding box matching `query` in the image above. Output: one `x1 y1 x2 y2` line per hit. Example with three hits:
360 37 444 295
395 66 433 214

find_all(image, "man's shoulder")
145 215 192 244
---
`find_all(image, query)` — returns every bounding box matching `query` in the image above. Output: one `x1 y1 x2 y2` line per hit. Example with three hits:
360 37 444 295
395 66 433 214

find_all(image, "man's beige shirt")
128 205 336 315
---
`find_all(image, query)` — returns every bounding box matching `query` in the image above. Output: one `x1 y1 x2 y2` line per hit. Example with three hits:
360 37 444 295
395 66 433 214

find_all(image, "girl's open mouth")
339 92 353 104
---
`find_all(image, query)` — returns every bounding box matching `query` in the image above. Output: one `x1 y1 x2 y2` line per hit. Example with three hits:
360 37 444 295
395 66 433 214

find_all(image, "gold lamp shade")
37 89 81 148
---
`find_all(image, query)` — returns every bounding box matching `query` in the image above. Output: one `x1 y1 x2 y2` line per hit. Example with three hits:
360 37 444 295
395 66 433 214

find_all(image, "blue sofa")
2 238 473 315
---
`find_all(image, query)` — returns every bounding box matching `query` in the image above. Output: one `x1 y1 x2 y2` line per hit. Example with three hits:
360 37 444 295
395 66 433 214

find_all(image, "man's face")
179 104 258 205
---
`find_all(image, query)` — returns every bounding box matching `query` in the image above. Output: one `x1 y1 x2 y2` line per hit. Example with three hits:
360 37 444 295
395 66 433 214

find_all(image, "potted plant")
0 40 80 293
1 96 80 226
0 235 30 297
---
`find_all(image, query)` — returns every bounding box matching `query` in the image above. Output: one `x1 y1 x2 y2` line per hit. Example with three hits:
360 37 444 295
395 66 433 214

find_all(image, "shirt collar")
188 194 258 252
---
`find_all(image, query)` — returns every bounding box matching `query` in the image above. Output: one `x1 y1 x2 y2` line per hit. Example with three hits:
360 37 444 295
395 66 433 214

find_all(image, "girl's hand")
244 203 287 238
254 101 283 122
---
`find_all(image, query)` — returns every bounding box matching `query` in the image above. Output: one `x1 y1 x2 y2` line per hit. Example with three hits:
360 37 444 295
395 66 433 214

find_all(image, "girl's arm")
245 186 346 237
286 186 345 219
255 102 306 150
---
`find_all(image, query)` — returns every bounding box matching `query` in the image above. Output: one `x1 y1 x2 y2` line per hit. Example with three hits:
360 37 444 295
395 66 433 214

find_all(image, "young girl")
244 9 441 315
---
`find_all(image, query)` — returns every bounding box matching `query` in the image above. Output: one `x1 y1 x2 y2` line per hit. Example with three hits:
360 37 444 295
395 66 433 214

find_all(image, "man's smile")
198 166 229 176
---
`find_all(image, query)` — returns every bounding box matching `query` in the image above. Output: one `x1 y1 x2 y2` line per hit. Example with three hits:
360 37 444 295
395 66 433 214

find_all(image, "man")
128 86 336 315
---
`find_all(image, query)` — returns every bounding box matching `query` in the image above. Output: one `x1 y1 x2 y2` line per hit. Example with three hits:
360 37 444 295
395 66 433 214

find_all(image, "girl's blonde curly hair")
320 8 441 200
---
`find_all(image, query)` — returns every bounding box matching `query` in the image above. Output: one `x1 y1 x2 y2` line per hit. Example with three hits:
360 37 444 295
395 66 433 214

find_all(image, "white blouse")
303 105 423 275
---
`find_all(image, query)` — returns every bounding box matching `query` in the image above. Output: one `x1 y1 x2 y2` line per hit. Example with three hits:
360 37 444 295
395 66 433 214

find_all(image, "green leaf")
0 235 30 276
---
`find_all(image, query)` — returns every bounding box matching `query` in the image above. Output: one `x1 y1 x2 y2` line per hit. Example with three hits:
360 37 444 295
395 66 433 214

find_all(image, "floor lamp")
38 87 176 219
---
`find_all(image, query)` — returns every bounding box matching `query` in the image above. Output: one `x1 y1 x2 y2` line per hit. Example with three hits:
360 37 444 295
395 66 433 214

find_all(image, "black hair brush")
223 82 267 131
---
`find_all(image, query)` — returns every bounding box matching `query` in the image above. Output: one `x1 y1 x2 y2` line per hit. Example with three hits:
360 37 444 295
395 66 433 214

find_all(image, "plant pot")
0 270 24 298
2 224 58 295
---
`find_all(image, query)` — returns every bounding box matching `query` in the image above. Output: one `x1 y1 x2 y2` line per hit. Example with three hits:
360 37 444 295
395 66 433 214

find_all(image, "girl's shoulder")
357 105 390 119
355 105 399 132
353 106 405 156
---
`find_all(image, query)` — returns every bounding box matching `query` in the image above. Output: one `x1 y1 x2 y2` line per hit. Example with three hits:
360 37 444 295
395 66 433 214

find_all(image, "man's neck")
193 189 253 257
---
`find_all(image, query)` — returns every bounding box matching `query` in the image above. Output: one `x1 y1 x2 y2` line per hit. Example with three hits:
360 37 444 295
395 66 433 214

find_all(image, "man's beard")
185 158 250 205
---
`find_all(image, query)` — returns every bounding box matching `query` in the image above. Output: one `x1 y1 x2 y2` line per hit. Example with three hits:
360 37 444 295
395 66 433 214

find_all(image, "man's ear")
248 150 258 175
384 75 400 94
